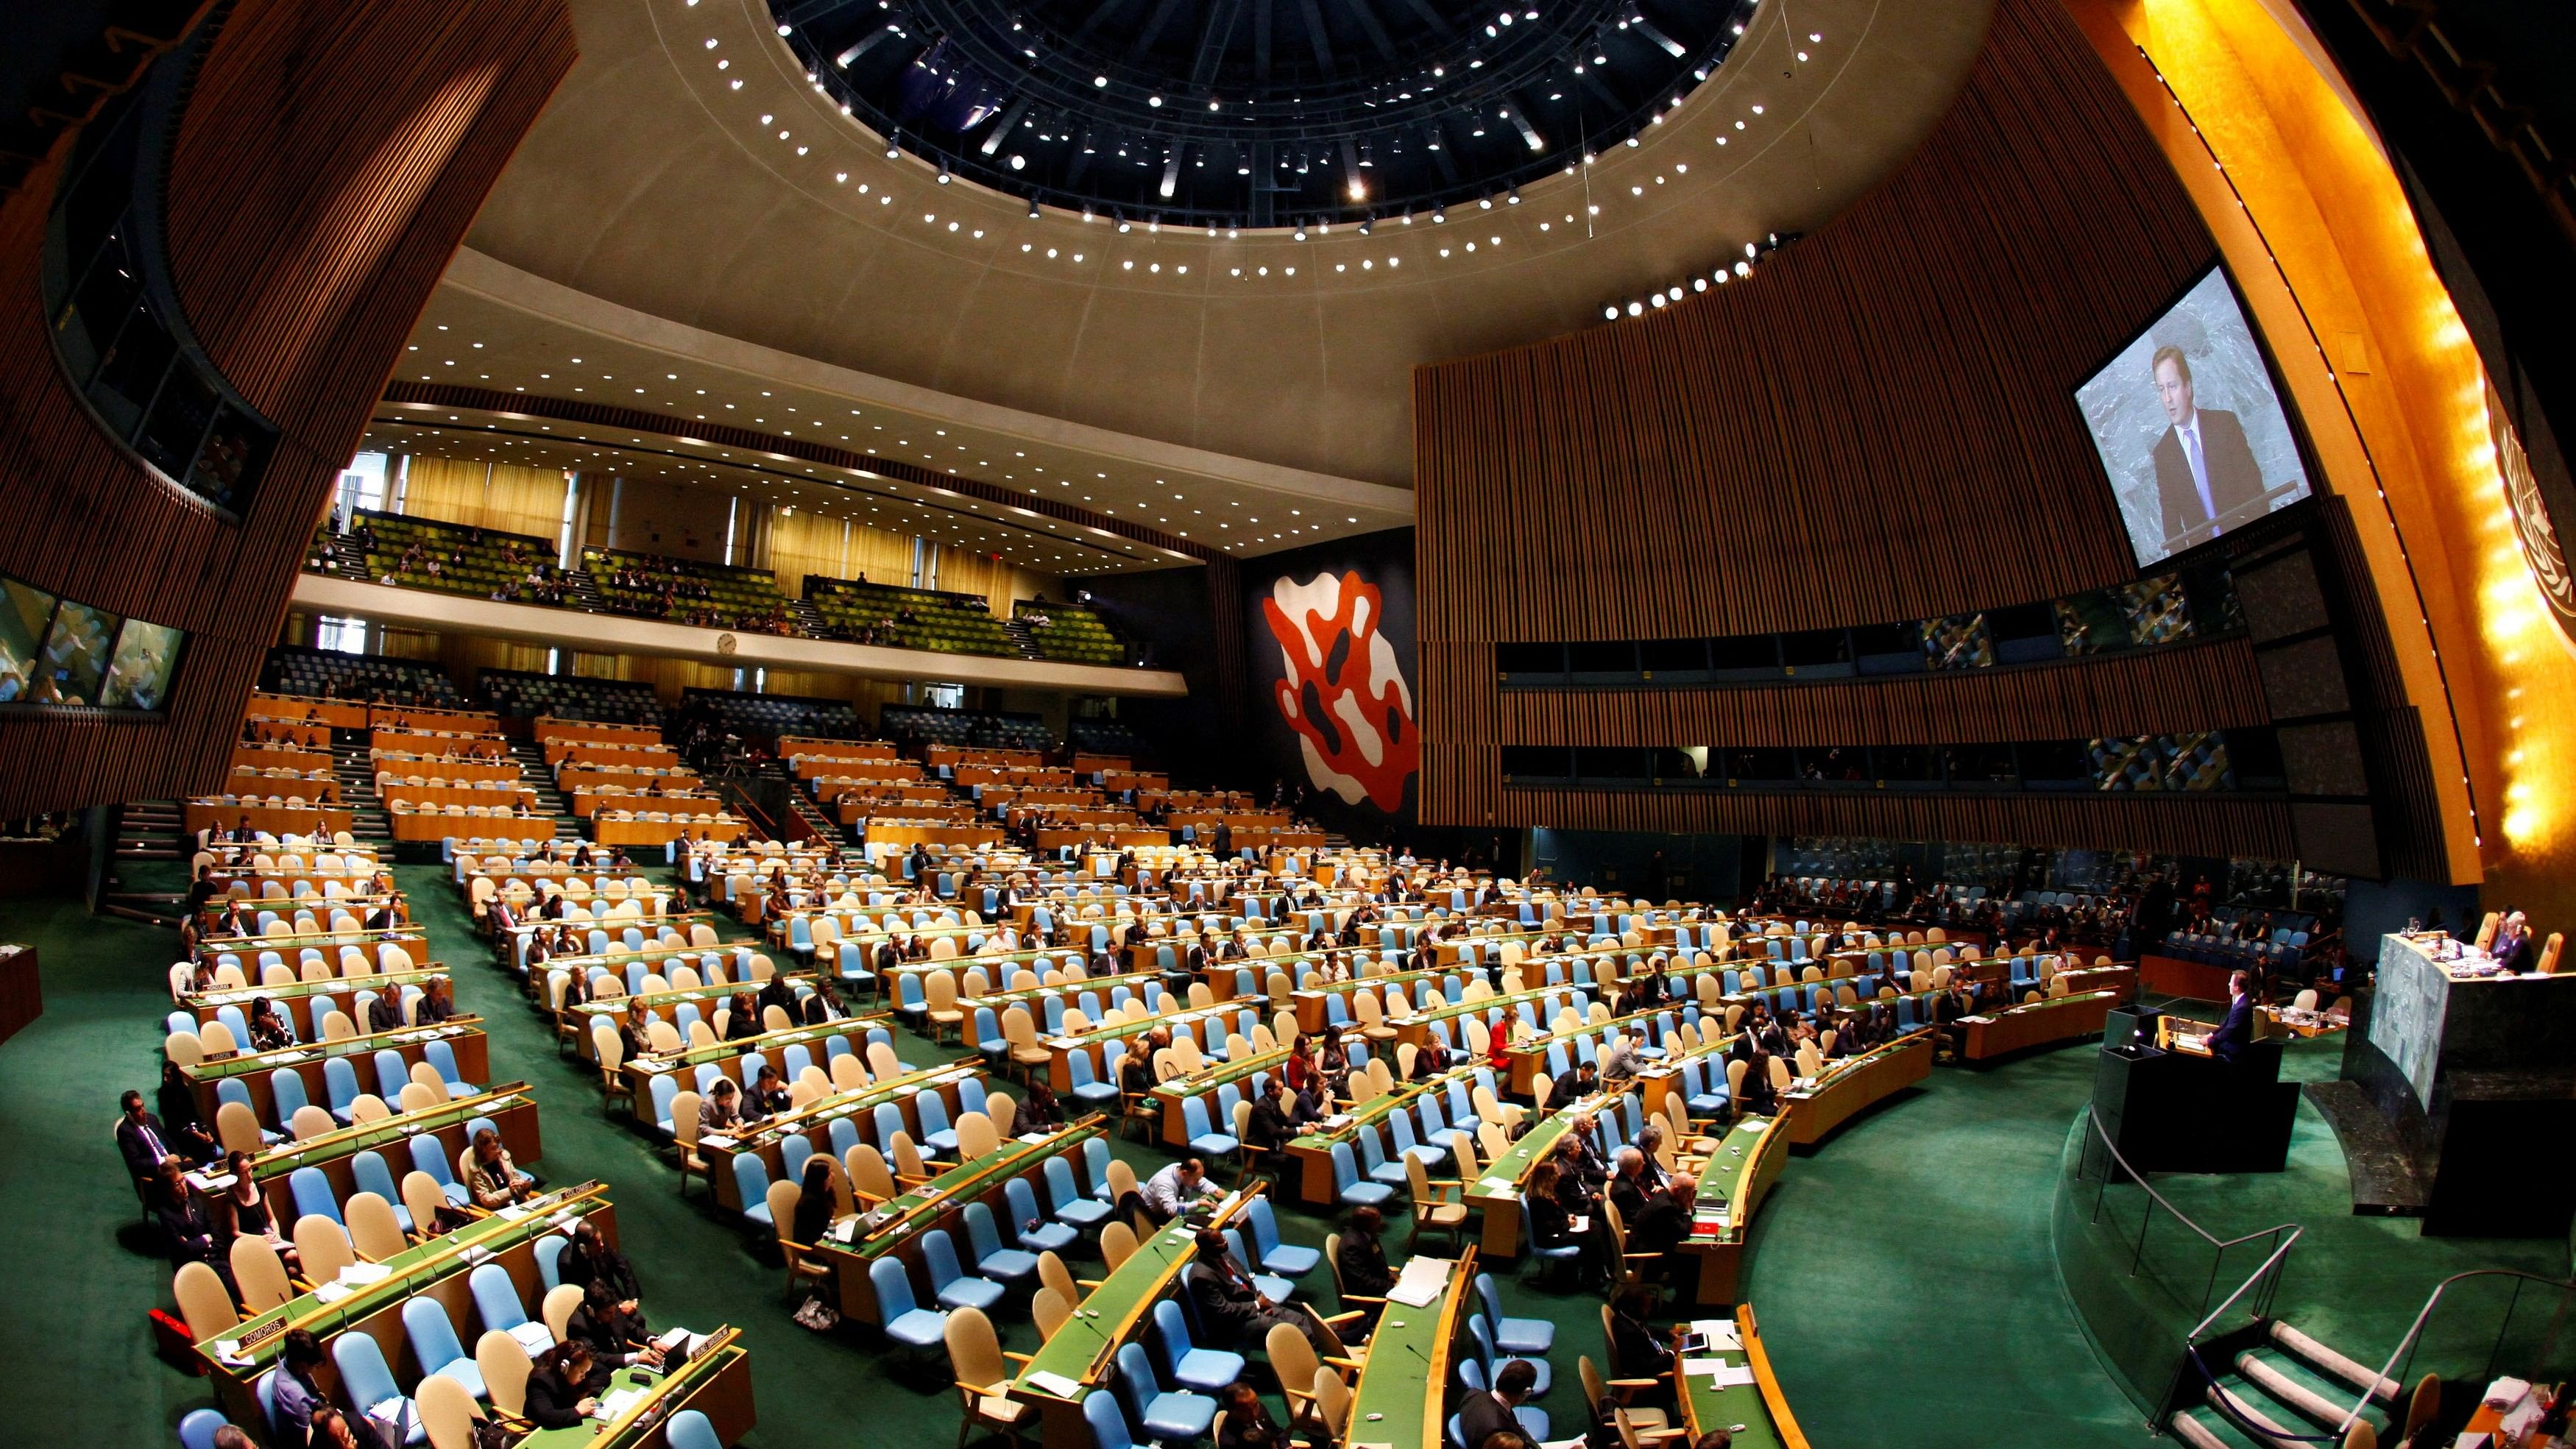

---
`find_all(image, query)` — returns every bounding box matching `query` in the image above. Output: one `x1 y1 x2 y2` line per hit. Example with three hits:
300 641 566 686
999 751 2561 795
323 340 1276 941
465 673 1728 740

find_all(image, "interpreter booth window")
336 453 391 520
316 616 369 655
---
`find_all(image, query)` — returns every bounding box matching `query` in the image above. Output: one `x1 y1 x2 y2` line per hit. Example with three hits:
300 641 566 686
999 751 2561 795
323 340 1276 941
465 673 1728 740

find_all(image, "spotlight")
1027 201 1041 219
935 163 951 184
1357 217 1373 235
1295 224 1309 241
1604 305 1620 320
1432 208 1447 223
1117 217 1130 232
1507 188 1521 205
885 135 901 160
1627 301 1643 316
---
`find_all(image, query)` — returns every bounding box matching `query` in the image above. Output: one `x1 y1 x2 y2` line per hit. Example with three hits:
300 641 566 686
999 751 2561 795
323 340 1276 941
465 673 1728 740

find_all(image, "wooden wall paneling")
1488 640 2273 749
0 0 575 819
1413 0 2217 651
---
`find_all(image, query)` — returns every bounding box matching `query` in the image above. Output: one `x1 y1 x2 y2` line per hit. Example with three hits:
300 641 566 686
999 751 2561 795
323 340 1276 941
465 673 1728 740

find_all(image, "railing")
2343 1270 2575 1438
2076 1104 2304 1324
2058 1103 2303 1423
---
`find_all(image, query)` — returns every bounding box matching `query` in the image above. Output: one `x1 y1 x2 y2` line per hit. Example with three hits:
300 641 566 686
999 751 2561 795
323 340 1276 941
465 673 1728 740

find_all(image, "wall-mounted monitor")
2076 266 2310 570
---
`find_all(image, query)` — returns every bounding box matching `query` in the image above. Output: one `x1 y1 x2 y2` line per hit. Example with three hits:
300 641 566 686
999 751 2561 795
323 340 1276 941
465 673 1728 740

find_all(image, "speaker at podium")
2092 1007 2299 1175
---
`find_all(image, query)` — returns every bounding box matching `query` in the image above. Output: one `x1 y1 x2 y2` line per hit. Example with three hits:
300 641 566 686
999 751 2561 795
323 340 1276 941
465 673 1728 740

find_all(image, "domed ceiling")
431 0 1993 489
785 0 1759 227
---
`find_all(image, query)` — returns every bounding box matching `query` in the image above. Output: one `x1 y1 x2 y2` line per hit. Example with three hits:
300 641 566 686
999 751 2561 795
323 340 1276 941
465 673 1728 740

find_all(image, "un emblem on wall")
2491 381 2576 653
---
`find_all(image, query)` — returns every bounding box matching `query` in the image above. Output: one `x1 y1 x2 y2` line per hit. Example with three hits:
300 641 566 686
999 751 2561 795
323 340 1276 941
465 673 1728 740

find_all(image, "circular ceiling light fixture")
773 0 1759 230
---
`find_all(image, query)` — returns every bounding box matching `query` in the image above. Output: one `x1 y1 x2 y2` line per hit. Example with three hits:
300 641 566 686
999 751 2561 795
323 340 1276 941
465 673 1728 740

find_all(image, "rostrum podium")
2091 1007 2299 1175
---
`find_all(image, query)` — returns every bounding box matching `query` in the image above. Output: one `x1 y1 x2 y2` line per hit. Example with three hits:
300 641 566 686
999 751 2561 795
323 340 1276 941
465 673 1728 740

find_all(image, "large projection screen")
2076 267 2310 570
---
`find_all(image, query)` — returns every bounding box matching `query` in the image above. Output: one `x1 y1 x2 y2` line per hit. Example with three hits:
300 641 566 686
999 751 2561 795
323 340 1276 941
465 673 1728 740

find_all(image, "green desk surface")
183 967 447 1010
1011 1189 1251 1394
184 1020 482 1082
706 1060 975 1155
1673 1312 1805 1449
197 930 431 965
1407 982 1584 1029
517 1334 746 1449
956 967 1164 1011
622 1010 887 1073
186 1082 534 1184
1691 1116 1781 1242
1041 999 1252 1052
199 1182 611 1368
565 973 821 1022
1781 1027 1933 1102
1149 1046 1289 1103
815 1122 1100 1264
1345 1253 1471 1447
1286 1060 1484 1153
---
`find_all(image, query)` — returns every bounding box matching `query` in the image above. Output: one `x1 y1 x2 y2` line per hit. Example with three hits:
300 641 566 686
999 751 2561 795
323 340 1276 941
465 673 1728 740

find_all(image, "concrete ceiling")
438 0 1992 497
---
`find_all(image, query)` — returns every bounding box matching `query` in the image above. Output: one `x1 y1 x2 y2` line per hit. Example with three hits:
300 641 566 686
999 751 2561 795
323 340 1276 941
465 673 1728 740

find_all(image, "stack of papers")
1688 1319 1743 1350
339 1261 392 1286
592 1386 643 1420
1026 1370 1085 1398
1387 1255 1453 1308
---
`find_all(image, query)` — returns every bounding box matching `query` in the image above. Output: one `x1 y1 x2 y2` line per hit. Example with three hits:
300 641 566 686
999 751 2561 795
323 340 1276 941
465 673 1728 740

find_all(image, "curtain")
933 551 1063 617
759 507 921 596
395 455 569 545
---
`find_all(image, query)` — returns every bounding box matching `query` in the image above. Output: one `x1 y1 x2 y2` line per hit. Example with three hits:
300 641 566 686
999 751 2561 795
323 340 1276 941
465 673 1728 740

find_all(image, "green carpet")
2 872 2558 1448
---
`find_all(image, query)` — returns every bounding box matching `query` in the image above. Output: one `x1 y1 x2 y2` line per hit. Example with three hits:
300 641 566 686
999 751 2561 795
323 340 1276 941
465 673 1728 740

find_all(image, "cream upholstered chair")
229 1234 297 1311
350 1094 392 1124
418 1372 485 1449
294 1213 355 1283
403 1171 450 1236
213 1100 266 1155
346 1191 408 1261
1404 1153 1468 1252
173 1261 238 1341
484 1330 540 1420
1031 1286 1072 1342
542 1283 583 1343
953 1110 1000 1161
944 1305 1038 1448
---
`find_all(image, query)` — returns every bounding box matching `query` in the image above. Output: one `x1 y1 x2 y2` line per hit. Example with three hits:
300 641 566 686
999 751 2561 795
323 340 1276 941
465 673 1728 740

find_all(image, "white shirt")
1140 1163 1215 1217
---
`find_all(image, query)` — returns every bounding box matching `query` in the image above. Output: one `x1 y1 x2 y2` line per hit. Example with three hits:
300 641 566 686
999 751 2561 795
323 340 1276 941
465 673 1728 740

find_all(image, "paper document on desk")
592 1386 643 1420
698 1133 735 1149
1387 1255 1453 1308
1688 1319 1741 1349
339 1261 392 1286
1026 1370 1086 1398
507 1322 555 1355
312 1282 353 1304
1682 1358 1758 1387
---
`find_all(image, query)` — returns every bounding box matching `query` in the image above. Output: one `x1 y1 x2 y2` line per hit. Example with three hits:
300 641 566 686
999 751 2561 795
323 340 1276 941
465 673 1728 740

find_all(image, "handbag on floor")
792 1292 839 1332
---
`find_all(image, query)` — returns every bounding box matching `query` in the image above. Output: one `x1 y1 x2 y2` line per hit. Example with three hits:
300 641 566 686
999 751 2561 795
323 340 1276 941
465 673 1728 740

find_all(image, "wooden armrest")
1318 1311 1366 1326
1340 1293 1389 1303
1621 1250 1666 1261
1000 1350 1036 1367
1607 1378 1660 1390
1636 1428 1691 1442
1078 1278 1105 1289
1323 1354 1366 1372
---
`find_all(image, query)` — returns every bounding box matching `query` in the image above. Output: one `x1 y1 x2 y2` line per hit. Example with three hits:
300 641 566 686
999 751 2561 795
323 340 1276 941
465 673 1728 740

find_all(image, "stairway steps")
2203 1383 2313 1449
2170 1409 2261 1449
2271 1322 2399 1405
2237 1349 2370 1432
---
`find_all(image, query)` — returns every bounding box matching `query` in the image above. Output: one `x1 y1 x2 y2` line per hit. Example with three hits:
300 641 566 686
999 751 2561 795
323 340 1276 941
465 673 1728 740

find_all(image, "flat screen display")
38 600 121 706
0 576 54 703
99 618 183 710
2076 267 2310 569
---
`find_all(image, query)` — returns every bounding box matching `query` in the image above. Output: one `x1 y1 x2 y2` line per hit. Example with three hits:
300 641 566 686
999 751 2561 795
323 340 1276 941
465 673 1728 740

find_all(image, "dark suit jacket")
2494 932 2538 974
118 1115 177 1178
2209 994 2256 1064
1455 1390 1522 1449
1629 1192 1690 1258
2152 407 2268 549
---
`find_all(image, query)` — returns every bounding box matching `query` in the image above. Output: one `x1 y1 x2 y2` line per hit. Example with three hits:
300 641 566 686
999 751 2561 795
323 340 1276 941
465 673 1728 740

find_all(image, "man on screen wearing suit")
2151 346 2268 552
2208 970 2257 1065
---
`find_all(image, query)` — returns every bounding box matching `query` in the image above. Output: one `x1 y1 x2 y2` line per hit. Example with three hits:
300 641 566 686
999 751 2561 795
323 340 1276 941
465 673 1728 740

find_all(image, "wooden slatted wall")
1409 0 2287 852
0 0 574 819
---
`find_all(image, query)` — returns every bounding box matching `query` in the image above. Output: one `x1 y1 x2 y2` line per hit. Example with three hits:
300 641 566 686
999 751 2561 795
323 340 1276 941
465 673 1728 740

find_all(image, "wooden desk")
1344 1250 1476 1447
1007 1189 1253 1444
1959 990 2120 1061
595 815 748 846
1034 826 1172 850
571 789 727 818
1465 1096 1602 1258
186 1083 541 1225
233 745 333 771
809 1124 1099 1319
0 943 38 1046
369 704 498 732
1672 1305 1813 1449
695 1060 985 1211
1780 1030 1934 1147
520 1328 754 1449
545 740 682 768
564 972 821 1059
193 1183 616 1431
180 1020 489 1125
187 802 355 837
378 782 537 812
615 1014 889 1110
1677 1114 1791 1305
242 720 330 747
182 966 447 1032
1153 1048 1291 1147
1281 1063 1482 1206
250 693 367 729
198 929 431 972
372 754 520 783
534 718 664 747
388 807 554 843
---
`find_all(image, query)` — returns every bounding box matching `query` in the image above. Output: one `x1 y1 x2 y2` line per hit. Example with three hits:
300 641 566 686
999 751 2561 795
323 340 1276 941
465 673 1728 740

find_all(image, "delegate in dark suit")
2207 992 2257 1065
1455 1390 1526 1449
2152 407 2268 550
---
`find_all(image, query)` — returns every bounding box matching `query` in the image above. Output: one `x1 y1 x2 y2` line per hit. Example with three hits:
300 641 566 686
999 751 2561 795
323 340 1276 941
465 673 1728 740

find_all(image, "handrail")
2324 1268 2576 1437
2078 1102 2304 1256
